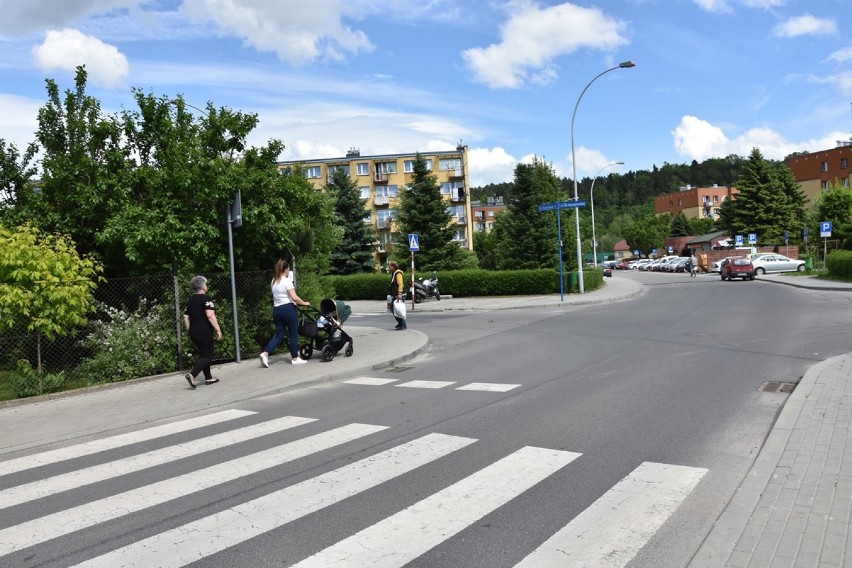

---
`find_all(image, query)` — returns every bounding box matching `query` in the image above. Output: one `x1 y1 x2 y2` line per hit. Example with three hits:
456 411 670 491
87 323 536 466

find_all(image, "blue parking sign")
820 222 832 238
748 233 757 244
735 235 743 246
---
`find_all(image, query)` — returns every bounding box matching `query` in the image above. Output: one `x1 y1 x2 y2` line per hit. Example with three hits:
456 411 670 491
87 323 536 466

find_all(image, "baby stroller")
297 299 354 362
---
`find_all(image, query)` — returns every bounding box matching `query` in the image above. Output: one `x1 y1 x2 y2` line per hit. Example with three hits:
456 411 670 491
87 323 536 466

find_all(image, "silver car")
750 254 806 275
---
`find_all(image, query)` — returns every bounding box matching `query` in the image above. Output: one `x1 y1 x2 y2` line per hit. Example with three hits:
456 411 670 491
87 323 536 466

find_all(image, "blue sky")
0 0 850 187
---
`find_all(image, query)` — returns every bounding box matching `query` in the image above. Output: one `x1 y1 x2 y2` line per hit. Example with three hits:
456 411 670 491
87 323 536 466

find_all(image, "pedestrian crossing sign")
408 234 419 252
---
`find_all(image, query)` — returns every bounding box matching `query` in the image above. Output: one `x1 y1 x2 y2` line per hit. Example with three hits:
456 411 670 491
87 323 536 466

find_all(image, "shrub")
826 250 852 278
9 359 65 398
75 299 177 384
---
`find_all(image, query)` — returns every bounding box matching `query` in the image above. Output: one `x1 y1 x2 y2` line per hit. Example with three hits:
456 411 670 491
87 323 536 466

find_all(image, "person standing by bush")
182 275 222 389
259 259 311 368
388 261 407 330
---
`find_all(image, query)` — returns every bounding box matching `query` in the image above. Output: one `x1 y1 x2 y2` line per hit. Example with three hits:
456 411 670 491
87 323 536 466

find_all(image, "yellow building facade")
277 145 473 265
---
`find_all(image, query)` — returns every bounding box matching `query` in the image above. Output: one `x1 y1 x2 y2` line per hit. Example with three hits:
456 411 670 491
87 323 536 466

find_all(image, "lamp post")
590 161 624 267
571 60 635 293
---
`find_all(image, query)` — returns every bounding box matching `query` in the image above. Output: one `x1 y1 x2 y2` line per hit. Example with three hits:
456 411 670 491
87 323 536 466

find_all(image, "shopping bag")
392 299 407 319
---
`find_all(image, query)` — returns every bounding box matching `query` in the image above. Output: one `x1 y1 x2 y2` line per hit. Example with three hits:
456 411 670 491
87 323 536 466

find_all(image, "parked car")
710 257 729 273
720 256 755 281
750 254 806 275
631 259 652 270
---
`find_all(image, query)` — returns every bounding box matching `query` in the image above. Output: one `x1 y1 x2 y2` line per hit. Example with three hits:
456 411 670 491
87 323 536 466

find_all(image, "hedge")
323 268 605 300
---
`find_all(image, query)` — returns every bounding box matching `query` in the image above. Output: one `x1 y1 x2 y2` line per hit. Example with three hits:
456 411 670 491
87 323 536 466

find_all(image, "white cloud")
468 146 518 187
31 29 129 88
462 2 628 89
773 14 836 38
671 115 849 162
827 47 852 64
180 0 374 66
0 0 140 37
692 0 731 14
0 94 41 150
806 71 852 97
565 146 621 179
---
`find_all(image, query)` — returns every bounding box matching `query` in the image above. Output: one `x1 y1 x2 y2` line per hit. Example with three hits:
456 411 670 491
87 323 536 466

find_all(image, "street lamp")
571 60 635 293
590 161 624 267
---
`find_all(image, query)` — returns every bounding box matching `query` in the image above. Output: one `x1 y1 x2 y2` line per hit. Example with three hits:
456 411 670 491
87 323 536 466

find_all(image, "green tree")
687 217 715 236
813 183 852 248
623 215 670 257
326 168 375 274
0 224 102 371
473 230 495 269
0 139 39 229
670 212 691 236
492 158 563 270
397 153 462 271
728 147 807 245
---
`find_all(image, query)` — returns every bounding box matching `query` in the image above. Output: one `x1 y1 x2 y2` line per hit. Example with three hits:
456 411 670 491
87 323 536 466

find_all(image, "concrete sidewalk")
3 272 851 566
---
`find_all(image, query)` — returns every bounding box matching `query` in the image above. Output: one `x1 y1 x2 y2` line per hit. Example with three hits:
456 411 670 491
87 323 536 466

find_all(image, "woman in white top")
259 259 310 367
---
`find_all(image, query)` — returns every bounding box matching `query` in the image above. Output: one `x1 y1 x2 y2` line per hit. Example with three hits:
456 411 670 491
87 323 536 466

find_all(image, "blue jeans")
263 303 299 357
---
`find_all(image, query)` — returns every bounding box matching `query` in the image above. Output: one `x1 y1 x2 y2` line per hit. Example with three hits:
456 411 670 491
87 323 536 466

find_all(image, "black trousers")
188 327 215 381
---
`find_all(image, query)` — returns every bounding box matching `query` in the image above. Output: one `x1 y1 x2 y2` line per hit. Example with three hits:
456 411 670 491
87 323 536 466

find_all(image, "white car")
751 254 806 275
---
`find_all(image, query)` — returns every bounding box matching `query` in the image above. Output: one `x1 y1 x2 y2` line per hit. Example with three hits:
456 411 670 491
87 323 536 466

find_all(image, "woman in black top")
182 275 223 389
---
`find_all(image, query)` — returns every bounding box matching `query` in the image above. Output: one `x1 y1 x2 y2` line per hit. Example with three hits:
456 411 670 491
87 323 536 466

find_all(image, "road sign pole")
410 251 415 311
557 209 564 301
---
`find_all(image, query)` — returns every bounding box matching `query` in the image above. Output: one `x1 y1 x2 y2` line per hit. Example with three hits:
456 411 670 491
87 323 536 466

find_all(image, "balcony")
373 172 388 184
455 215 467 226
377 219 392 230
374 195 389 206
450 188 466 203
449 168 464 179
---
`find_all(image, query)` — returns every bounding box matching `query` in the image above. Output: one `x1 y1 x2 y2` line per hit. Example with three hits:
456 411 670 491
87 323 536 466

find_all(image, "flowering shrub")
75 299 177 384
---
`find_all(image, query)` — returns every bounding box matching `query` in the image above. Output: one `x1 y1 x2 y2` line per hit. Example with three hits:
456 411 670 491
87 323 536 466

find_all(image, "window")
404 159 432 172
449 205 465 218
362 211 372 223
359 186 371 199
842 158 849 169
305 166 321 179
376 185 398 198
488 210 495 217
843 178 849 187
357 163 369 176
377 162 397 174
441 181 464 195
328 164 348 176
713 195 718 202
439 158 462 171
822 161 829 172
669 200 673 207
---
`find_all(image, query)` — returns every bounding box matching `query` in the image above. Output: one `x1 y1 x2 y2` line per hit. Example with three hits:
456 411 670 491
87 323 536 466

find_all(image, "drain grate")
385 366 414 373
759 381 797 393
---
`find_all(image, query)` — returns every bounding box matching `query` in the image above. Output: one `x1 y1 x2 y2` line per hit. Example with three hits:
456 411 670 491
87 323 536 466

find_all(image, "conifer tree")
327 168 376 274
397 153 461 271
492 158 563 270
670 212 692 237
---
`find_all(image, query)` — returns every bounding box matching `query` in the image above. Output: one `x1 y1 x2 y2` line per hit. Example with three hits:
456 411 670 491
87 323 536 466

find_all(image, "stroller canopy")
320 299 352 323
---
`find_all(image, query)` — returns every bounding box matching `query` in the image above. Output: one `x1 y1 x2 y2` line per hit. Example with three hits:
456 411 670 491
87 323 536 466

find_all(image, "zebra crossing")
0 409 707 567
344 376 522 392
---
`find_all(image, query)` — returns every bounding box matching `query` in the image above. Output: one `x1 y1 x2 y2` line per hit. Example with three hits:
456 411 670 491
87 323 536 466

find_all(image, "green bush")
323 268 604 299
9 359 66 398
75 299 177 385
826 250 852 278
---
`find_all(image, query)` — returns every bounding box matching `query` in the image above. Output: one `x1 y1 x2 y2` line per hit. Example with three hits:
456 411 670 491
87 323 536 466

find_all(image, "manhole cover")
385 366 414 373
759 381 796 393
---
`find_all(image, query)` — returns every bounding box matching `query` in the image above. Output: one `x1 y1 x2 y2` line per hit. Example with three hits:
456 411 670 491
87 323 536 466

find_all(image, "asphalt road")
4 271 852 567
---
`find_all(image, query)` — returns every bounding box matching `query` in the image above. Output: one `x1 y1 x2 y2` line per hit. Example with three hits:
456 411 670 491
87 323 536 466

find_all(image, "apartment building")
277 145 473 265
786 140 852 201
471 196 506 234
654 184 739 220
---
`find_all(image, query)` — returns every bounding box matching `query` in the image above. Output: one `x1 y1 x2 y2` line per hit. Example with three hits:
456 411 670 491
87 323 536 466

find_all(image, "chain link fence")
0 269 276 398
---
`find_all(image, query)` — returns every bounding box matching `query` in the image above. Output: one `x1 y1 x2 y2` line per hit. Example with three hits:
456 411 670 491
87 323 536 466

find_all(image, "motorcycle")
411 272 440 303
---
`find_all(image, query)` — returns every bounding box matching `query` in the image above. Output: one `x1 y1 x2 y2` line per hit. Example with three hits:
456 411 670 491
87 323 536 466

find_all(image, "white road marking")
293 446 582 568
0 415 316 508
71 433 476 568
0 409 255 477
0 422 388 555
395 380 456 389
514 461 707 568
344 377 399 386
456 383 521 392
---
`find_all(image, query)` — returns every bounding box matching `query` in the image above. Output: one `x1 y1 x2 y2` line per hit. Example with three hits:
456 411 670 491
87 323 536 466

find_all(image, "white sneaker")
259 353 269 368
291 357 307 365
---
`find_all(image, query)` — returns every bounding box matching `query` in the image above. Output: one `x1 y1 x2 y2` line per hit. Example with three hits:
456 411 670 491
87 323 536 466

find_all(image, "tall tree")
623 215 670 257
396 153 461 271
326 168 375 274
729 148 806 245
492 158 563 270
813 184 852 248
670 212 691 236
0 139 39 228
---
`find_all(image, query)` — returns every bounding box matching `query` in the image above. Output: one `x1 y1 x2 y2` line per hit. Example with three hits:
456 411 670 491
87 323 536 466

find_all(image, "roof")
686 230 728 246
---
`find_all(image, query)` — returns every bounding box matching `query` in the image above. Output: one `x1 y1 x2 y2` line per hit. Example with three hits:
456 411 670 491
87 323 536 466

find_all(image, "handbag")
297 313 318 338
392 299 407 319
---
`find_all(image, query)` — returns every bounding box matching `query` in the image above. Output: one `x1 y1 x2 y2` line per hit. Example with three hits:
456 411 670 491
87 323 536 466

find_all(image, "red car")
720 256 755 281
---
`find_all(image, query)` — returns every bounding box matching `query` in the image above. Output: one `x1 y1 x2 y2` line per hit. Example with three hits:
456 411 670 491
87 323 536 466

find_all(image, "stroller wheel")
299 344 313 360
345 342 354 357
321 344 335 362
